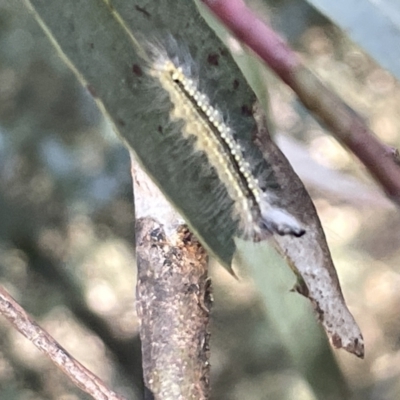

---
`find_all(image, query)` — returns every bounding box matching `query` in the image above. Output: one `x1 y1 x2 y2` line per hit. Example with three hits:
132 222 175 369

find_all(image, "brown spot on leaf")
132 64 143 77
233 79 239 90
207 53 219 66
331 333 342 349
241 105 252 116
135 5 151 18
351 338 365 359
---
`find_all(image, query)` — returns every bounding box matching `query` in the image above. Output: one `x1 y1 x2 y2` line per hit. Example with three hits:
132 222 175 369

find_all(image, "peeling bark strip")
132 156 211 399
136 220 211 399
253 108 364 358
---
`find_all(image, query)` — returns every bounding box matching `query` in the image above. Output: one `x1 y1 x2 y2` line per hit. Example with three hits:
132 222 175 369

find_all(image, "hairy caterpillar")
146 44 304 240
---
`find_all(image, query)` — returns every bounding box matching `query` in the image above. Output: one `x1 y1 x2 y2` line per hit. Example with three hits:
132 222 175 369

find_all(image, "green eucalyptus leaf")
24 0 261 270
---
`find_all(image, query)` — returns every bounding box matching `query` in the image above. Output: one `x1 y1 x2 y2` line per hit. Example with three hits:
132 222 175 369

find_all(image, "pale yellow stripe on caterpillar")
150 55 305 239
152 61 260 235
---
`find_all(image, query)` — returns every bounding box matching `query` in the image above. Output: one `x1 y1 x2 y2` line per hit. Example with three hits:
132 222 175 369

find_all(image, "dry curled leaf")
255 107 364 358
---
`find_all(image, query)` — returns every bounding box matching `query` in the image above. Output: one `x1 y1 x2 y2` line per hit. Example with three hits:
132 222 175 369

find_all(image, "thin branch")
201 0 400 205
131 154 211 400
0 285 127 400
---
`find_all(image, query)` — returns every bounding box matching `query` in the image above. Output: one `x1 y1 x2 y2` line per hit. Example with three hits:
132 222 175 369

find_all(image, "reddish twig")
201 0 400 205
0 285 127 400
